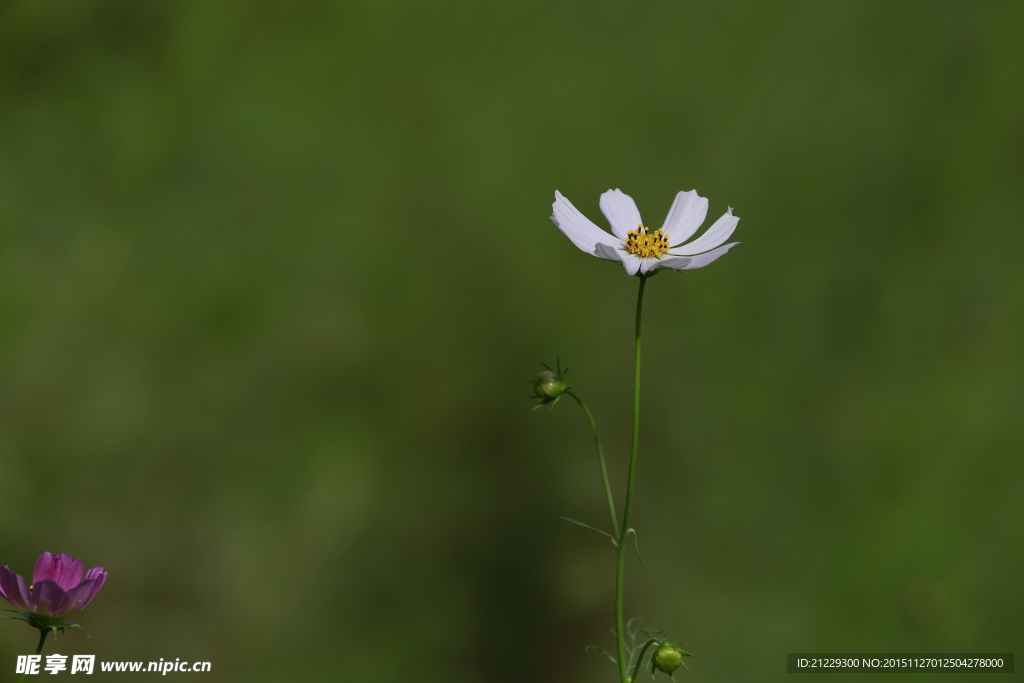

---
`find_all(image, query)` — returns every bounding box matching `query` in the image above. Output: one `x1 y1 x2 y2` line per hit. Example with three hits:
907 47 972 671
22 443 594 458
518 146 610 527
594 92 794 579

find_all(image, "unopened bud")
652 643 684 673
529 360 571 410
533 370 566 399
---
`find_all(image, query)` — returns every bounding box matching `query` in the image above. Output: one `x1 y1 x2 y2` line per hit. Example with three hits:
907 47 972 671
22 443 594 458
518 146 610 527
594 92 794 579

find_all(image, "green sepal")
2 610 92 639
59 622 93 639
1 609 32 622
531 395 563 411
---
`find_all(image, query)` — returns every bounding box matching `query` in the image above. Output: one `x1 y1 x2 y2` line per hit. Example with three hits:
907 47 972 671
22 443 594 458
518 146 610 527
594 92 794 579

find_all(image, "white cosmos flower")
550 188 740 276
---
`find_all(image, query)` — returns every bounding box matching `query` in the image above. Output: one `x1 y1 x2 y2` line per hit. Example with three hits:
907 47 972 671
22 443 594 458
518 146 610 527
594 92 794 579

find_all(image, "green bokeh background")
1 1 1022 681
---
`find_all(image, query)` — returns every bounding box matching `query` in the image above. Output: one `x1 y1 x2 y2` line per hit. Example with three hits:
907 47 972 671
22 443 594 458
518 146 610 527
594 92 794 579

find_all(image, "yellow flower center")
624 225 670 258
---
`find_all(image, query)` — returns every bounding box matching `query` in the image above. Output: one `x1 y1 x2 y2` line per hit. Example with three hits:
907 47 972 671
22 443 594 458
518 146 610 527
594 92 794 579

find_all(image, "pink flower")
0 552 107 619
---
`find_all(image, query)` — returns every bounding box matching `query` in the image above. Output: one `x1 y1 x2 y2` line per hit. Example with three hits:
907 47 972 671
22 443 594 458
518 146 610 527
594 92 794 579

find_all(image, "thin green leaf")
630 638 661 683
627 528 645 565
558 517 616 542
585 645 617 665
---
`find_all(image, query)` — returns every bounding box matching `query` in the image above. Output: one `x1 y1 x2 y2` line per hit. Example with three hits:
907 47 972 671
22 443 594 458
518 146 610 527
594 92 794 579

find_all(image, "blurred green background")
1 1 1022 681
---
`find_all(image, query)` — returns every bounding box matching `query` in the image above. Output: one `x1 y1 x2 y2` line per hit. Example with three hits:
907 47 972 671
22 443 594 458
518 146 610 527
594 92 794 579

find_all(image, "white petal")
658 256 693 270
594 242 624 262
666 242 739 269
670 208 739 256
661 190 709 245
620 252 643 276
639 257 665 275
551 191 619 255
600 189 644 240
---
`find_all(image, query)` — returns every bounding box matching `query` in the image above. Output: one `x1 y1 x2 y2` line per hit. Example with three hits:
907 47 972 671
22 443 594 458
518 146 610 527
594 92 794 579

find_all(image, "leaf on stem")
558 516 617 544
629 637 661 683
584 645 617 665
627 528 645 565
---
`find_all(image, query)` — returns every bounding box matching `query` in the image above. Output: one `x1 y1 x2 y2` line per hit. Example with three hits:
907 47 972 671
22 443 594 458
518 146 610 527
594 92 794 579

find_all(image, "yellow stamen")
624 224 670 258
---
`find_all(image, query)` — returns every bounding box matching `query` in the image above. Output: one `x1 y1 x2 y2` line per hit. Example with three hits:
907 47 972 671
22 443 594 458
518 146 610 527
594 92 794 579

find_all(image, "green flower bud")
529 360 571 410
533 369 566 400
652 643 684 673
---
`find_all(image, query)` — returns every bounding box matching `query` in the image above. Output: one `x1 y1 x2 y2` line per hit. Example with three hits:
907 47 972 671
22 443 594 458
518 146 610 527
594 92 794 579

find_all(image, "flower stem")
15 628 49 683
615 274 647 683
567 391 619 539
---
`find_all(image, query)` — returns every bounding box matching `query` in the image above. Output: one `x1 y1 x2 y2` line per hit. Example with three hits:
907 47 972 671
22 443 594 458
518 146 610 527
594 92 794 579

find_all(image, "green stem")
615 274 647 683
15 628 49 683
630 637 662 683
567 391 619 539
